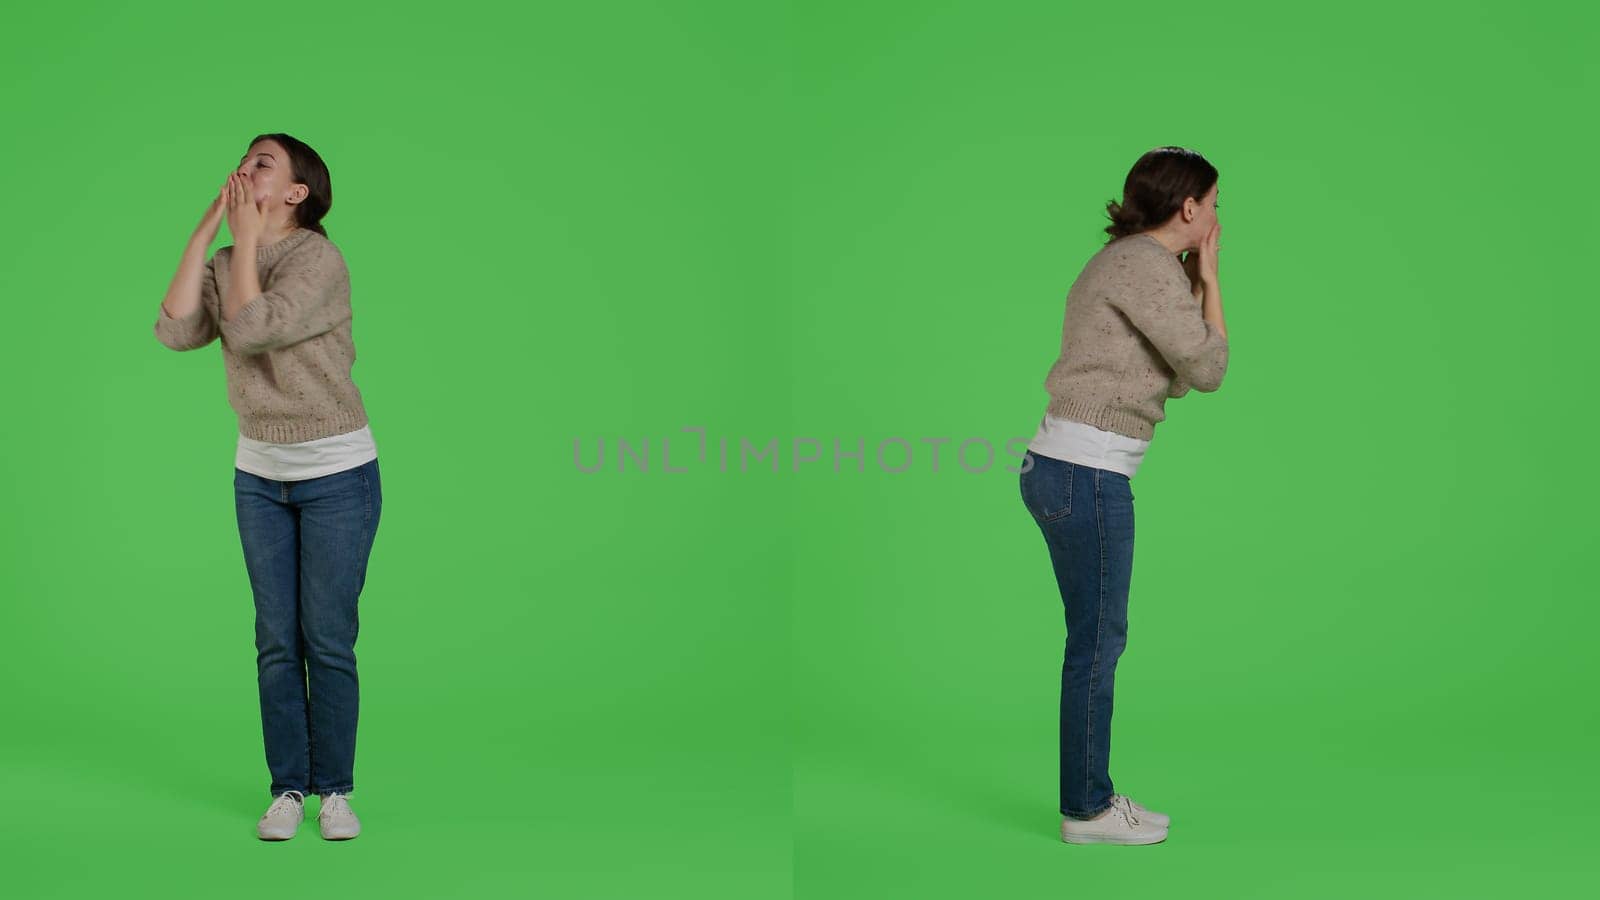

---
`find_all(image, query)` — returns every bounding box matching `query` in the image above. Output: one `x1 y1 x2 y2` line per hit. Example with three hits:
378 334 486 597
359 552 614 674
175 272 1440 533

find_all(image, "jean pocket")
1019 455 1072 522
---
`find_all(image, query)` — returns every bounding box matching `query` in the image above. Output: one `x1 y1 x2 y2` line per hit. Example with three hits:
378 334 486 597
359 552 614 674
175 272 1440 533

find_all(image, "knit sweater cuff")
154 303 214 351
219 293 271 348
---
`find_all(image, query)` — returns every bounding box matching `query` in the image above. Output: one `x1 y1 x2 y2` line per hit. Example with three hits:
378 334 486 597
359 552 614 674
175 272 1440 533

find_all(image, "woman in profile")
154 133 381 842
1018 146 1229 845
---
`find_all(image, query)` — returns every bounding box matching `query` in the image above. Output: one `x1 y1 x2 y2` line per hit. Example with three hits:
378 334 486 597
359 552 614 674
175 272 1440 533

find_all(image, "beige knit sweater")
153 228 371 443
1038 232 1229 440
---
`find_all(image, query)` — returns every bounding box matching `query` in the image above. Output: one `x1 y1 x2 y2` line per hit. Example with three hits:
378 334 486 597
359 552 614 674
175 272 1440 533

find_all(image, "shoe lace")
321 792 352 819
1113 794 1141 826
265 790 304 817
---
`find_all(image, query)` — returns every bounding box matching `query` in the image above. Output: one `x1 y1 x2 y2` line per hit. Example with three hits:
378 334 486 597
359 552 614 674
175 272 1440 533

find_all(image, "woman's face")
1182 183 1219 251
234 140 303 216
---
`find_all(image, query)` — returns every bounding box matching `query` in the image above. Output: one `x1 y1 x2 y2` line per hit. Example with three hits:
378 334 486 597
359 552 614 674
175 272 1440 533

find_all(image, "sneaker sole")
1062 829 1169 845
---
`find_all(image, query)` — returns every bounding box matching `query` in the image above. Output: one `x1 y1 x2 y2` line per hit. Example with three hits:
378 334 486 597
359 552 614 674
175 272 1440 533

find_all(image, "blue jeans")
1018 451 1135 819
233 458 382 797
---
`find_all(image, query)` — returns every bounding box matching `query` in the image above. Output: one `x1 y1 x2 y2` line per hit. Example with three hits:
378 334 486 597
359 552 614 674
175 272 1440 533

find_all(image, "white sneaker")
1116 793 1171 827
318 792 361 840
1061 795 1168 845
257 790 305 841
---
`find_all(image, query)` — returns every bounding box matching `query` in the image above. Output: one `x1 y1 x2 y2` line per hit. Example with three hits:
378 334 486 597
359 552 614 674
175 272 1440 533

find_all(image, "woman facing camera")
153 133 381 842
1018 146 1229 845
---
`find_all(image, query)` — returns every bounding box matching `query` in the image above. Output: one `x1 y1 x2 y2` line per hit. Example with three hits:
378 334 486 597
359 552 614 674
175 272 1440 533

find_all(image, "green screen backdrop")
2 1 1595 898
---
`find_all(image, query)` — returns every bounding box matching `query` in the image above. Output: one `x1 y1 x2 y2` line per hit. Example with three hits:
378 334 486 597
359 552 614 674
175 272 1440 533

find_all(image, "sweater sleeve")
153 255 220 351
1110 255 1229 392
218 241 351 356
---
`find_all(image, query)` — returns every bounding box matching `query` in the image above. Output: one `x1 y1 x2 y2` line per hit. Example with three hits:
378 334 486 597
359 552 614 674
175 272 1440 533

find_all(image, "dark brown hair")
1104 146 1217 243
246 132 333 237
